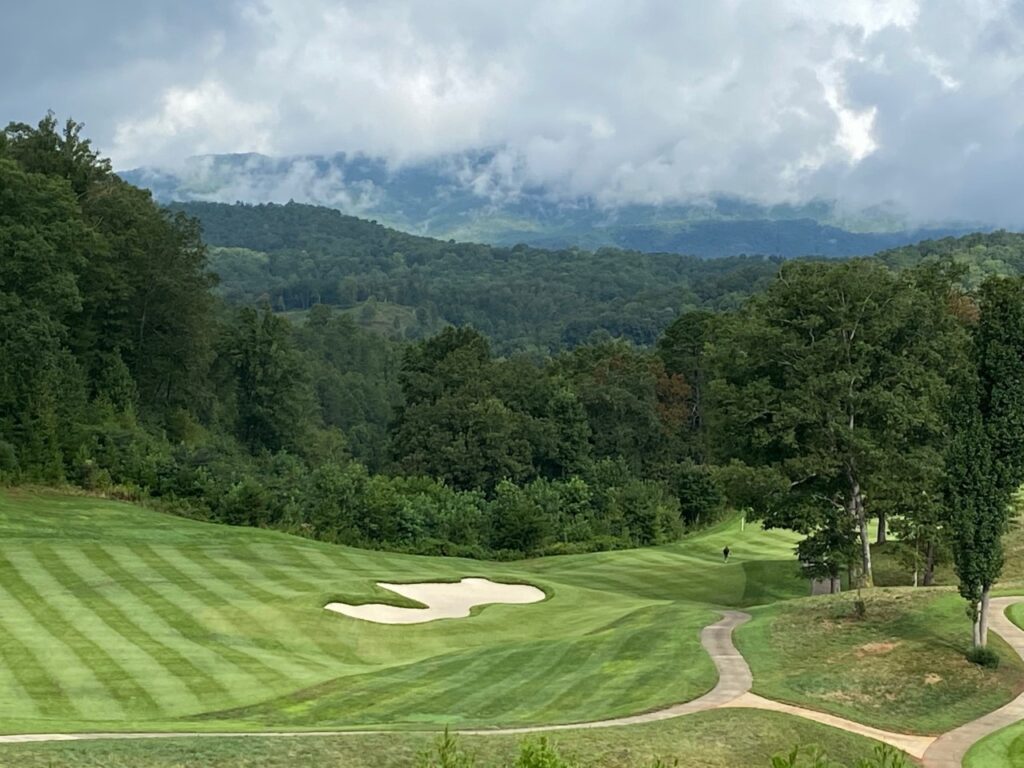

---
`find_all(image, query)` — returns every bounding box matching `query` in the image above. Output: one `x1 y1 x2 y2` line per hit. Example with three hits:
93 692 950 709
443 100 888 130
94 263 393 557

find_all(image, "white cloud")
111 81 275 167
7 0 1024 224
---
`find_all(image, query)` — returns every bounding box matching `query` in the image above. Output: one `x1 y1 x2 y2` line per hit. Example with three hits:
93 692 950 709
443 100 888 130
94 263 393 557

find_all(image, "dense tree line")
4 115 1024 649
876 231 1024 286
0 116 721 559
177 200 783 353
177 202 1024 359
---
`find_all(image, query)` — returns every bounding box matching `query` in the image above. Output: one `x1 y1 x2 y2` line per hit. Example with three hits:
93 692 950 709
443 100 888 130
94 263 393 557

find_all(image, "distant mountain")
122 151 981 257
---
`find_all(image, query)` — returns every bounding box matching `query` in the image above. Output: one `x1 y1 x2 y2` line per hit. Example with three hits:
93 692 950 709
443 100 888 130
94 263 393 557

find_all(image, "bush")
417 729 475 768
770 744 907 768
966 645 1000 668
514 737 577 768
0 440 18 475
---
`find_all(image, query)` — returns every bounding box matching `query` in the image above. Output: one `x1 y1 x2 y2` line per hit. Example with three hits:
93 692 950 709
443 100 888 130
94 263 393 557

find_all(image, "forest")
3 115 1024 643
178 200 783 352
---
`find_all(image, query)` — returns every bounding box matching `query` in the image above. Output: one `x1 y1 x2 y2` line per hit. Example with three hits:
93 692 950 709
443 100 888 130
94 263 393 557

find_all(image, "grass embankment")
964 720 1024 768
0 710 889 768
736 589 1024 735
0 490 801 734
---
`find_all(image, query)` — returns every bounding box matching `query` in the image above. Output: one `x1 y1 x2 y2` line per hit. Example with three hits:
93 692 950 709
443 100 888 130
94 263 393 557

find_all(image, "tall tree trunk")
979 587 992 648
876 510 887 544
972 606 982 648
848 471 873 587
923 540 936 587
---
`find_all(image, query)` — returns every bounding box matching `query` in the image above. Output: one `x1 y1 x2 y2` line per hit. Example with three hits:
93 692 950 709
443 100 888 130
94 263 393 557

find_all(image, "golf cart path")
5 600 1024 765
921 596 1024 767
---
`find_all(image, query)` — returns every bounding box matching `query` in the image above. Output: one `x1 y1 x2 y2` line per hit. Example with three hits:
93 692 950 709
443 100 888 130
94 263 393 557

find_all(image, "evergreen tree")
946 277 1024 647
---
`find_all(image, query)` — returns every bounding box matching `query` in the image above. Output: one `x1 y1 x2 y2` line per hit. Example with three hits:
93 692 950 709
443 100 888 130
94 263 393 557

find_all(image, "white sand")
324 577 546 624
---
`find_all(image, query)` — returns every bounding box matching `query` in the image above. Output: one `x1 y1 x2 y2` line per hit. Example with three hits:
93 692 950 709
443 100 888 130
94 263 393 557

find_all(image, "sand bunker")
324 577 546 624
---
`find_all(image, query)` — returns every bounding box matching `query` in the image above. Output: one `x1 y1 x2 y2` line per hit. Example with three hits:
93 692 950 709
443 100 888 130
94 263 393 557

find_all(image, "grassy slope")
736 589 1024 735
0 710 889 768
0 490 802 733
965 720 1024 768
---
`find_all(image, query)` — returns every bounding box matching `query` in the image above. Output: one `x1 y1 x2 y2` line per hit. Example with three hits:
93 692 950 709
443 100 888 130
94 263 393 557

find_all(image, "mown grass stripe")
0 595 70 718
240 542 352 598
543 618 652 715
45 545 218 712
79 544 239 702
127 544 294 687
9 547 170 717
161 545 337 669
221 642 504 726
172 547 341 662
455 639 584 720
0 550 145 718
188 546 313 600
293 545 403 577
311 644 514 724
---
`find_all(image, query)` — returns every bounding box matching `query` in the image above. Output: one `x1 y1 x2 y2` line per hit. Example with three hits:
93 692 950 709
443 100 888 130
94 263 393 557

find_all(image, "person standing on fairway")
722 546 731 562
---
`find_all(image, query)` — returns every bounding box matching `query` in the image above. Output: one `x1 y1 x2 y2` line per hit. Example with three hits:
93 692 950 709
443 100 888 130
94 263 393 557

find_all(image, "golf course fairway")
3 489 1024 768
0 489 803 733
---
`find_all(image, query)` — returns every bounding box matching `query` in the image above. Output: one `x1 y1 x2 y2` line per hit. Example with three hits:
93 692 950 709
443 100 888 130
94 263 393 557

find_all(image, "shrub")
514 737 577 768
0 440 18 475
770 744 908 767
417 728 475 768
966 646 1000 668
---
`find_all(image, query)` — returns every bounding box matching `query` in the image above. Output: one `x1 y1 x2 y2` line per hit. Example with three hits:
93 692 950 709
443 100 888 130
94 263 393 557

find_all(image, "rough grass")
0 490 802 733
870 541 956 588
736 588 1024 735
0 710 891 768
964 719 1024 768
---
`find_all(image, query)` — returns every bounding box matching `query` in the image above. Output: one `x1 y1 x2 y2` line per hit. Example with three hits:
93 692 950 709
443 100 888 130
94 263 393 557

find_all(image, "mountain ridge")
122 151 981 258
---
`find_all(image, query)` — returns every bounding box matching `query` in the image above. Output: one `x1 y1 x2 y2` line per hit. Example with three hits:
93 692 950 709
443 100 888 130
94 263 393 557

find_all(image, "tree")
224 307 315 453
3 113 111 197
390 328 591 492
556 342 675 474
489 480 549 555
946 277 1024 648
708 261 962 587
76 181 216 412
657 309 714 458
0 157 94 479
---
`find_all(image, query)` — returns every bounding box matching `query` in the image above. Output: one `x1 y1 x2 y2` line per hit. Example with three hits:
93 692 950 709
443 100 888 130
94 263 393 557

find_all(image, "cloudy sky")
4 0 1023 223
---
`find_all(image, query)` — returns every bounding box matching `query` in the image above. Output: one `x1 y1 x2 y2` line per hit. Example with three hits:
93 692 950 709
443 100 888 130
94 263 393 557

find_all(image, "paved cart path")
920 597 1024 767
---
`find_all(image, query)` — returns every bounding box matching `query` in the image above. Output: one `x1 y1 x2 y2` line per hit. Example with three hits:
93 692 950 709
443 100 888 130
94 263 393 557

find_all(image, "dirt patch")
819 690 876 705
924 673 943 685
856 641 900 657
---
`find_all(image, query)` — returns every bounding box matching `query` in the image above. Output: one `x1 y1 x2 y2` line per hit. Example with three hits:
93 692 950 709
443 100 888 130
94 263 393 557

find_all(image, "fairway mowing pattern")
210 601 715 728
0 490 805 733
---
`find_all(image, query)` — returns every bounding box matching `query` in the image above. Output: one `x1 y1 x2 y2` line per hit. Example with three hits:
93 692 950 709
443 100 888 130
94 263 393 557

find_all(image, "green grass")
736 588 1024 735
0 490 802 733
964 719 1024 768
0 710 891 767
7 486 1020 767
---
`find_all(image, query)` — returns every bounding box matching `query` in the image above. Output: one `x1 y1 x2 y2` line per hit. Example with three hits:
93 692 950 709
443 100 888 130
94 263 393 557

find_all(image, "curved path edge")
0 610 751 745
921 596 1024 768
4 601 1024 765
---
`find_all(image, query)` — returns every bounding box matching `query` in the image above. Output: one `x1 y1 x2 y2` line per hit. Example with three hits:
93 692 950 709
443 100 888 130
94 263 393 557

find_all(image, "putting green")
0 490 804 733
